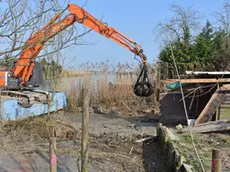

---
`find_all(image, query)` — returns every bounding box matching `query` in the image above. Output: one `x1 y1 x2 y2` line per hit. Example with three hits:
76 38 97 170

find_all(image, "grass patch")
173 132 230 172
220 108 230 119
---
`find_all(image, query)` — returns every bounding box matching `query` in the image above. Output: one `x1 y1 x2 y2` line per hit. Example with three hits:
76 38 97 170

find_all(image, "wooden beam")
162 78 230 84
195 85 230 126
183 119 230 133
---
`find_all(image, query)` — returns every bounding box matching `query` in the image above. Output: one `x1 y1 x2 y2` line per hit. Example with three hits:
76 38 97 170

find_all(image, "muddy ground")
1 111 229 172
0 112 168 172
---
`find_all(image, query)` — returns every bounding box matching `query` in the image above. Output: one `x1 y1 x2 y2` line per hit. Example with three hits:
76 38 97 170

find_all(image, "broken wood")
135 136 153 143
121 101 132 112
184 119 230 133
194 85 230 126
128 147 134 155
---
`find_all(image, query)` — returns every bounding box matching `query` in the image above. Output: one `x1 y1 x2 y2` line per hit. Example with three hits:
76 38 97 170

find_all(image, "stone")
176 124 183 133
92 106 107 114
181 163 193 172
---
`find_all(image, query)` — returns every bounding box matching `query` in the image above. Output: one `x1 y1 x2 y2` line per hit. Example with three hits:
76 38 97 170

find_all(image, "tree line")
155 1 230 79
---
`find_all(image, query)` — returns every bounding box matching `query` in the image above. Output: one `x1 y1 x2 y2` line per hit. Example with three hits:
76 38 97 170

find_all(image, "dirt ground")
0 112 168 172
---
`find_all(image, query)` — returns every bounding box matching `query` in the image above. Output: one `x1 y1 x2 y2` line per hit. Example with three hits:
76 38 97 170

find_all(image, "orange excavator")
0 4 153 106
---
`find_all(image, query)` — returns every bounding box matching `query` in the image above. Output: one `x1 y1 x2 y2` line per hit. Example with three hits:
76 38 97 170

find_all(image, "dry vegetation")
172 132 230 172
0 114 165 172
44 59 158 115
61 69 92 77
63 71 157 115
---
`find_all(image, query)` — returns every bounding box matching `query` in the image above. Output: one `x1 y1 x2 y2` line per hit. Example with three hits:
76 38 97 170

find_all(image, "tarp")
166 81 189 90
166 81 180 90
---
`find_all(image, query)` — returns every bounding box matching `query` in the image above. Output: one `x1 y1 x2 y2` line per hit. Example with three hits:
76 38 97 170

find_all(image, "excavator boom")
67 4 147 63
12 4 147 86
1 3 153 99
12 13 76 84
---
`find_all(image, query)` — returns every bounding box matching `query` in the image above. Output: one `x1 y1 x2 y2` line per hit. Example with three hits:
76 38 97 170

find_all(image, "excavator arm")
12 4 152 97
12 12 77 84
67 4 147 64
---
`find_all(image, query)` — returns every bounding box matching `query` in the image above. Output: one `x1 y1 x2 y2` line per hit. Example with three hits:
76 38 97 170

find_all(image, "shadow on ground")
142 137 168 172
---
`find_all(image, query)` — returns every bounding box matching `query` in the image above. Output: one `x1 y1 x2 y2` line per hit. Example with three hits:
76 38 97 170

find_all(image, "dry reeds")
65 71 138 112
49 60 157 113
61 69 92 77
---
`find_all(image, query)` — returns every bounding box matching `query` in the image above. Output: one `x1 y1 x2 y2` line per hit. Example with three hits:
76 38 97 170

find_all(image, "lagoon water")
40 72 137 93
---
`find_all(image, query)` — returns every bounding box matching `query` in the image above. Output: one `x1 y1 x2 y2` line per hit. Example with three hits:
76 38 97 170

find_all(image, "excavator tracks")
0 89 52 108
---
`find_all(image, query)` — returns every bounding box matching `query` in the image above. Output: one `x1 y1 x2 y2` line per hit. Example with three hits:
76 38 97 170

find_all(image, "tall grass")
94 72 134 106
48 60 158 113
64 71 156 113
66 81 80 112
61 69 92 77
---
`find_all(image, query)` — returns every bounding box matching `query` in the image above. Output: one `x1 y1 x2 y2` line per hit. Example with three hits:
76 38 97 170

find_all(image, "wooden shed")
159 71 230 126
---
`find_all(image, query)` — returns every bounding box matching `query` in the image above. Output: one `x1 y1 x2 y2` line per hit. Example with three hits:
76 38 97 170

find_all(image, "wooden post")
211 149 221 172
217 84 221 120
81 87 89 172
50 137 57 172
157 123 162 141
48 93 51 116
0 88 2 125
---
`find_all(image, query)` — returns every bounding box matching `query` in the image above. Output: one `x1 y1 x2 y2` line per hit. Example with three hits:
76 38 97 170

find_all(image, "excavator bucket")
133 65 154 97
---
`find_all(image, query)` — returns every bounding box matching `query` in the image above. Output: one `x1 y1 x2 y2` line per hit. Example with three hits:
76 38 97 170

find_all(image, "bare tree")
0 0 91 64
154 3 200 46
215 0 230 34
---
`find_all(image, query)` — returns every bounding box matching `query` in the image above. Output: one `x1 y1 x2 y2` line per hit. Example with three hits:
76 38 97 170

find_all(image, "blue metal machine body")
1 91 67 120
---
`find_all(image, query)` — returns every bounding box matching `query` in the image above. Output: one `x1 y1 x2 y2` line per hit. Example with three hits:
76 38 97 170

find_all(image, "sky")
63 0 225 69
0 0 227 69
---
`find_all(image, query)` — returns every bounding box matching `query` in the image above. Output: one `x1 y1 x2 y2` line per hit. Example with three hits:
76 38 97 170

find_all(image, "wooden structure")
183 119 230 133
163 78 230 84
194 85 230 126
160 71 230 126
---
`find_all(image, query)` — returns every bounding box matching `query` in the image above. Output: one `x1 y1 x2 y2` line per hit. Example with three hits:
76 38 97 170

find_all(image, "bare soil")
0 112 168 172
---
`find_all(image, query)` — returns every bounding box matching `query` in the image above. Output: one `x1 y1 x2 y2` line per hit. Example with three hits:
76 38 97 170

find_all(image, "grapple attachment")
133 65 154 97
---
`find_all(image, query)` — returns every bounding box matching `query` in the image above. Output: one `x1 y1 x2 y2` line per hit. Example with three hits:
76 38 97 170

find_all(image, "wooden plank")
184 119 230 133
195 85 230 126
162 78 230 84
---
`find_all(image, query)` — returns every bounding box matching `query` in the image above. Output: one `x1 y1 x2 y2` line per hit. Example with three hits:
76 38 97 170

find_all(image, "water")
40 72 137 93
